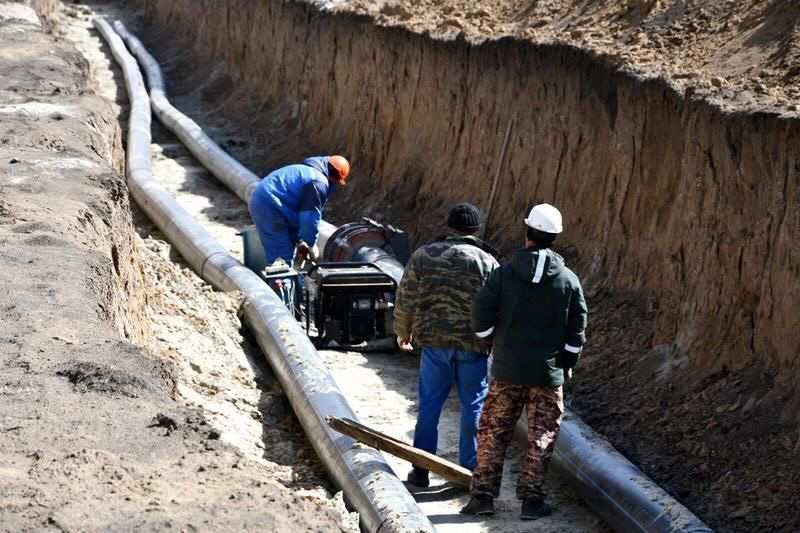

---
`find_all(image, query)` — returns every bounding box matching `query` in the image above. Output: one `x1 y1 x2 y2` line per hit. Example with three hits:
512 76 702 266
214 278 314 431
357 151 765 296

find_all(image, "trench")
42 0 800 531
89 7 610 531
122 2 800 531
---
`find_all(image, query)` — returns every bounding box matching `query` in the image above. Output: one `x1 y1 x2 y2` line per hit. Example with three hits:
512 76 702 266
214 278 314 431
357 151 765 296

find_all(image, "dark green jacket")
395 236 499 353
472 247 587 386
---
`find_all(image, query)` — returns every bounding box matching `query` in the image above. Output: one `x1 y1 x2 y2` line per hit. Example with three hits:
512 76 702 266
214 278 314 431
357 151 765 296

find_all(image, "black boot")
460 494 495 516
405 467 429 488
520 498 552 520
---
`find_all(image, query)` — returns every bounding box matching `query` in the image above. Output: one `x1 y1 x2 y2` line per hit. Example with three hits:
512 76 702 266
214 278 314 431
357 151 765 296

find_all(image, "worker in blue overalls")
248 155 350 265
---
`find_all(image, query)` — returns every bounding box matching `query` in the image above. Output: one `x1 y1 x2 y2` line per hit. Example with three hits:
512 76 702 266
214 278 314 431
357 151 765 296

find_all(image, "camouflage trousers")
470 379 564 501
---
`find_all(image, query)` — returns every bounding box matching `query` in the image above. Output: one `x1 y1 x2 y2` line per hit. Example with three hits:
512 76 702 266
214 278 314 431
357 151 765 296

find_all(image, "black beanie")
447 203 481 233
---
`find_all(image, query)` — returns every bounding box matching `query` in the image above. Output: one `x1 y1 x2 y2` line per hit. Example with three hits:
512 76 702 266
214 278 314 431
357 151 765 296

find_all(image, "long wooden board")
326 416 473 487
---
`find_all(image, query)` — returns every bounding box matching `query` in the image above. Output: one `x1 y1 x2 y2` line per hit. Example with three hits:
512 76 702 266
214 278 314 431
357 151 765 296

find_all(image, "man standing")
248 155 350 265
394 203 499 487
461 203 588 520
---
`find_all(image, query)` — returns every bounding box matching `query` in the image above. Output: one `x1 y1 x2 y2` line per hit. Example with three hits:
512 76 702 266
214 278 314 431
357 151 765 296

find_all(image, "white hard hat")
524 203 563 234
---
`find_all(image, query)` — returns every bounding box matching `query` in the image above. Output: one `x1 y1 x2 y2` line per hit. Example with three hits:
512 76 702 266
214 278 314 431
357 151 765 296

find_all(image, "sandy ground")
75 4 611 529
0 2 347 531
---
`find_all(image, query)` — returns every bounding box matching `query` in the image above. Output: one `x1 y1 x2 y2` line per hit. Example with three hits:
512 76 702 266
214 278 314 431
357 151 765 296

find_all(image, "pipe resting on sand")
95 17 434 533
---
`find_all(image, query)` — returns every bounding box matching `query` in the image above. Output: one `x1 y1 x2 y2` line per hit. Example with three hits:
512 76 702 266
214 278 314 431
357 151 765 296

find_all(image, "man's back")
395 236 498 353
258 160 330 218
473 247 587 387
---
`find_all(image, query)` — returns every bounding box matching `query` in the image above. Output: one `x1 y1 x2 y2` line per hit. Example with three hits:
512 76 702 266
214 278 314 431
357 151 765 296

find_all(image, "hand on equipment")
296 241 319 262
396 335 414 352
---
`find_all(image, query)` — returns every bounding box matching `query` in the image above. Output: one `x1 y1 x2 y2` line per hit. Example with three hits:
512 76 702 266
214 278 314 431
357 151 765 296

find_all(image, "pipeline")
96 18 434 533
113 21 713 533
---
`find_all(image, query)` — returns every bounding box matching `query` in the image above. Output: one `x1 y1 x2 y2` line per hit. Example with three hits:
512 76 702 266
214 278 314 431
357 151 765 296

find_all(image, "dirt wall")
136 0 799 401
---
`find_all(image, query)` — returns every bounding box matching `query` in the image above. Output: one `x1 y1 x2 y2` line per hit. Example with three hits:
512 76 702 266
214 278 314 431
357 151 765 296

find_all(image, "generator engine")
305 262 396 347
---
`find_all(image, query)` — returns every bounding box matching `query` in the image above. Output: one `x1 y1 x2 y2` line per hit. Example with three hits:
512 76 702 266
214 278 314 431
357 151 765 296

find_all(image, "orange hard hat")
328 155 350 185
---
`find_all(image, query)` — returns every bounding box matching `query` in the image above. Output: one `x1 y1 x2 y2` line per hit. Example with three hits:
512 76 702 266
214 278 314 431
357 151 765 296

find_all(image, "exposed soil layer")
0 3 346 530
129 1 799 531
353 0 800 113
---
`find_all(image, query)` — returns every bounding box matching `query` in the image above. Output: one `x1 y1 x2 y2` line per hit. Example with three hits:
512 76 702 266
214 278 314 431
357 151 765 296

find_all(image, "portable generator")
304 262 396 347
240 219 408 349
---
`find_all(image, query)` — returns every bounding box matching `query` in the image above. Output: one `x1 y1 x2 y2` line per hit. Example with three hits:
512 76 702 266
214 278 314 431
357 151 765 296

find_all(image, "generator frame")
304 262 397 347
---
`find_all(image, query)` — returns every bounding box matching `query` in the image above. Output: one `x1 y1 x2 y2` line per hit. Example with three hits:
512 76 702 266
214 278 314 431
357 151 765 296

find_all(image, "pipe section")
97 18 434 533
112 21 260 203
93 18 240 294
544 413 713 533
321 220 407 284
111 21 712 533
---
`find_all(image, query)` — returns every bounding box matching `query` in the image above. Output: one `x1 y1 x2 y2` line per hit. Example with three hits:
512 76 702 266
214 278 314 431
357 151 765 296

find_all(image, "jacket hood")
303 156 331 178
511 248 565 284
303 156 337 192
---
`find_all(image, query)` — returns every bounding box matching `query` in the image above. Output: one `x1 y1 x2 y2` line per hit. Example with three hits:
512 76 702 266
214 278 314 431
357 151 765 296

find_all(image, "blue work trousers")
248 192 298 264
413 347 489 471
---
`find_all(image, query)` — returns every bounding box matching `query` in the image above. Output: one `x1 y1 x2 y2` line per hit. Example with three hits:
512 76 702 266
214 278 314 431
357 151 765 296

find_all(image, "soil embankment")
0 3 347 530
129 1 799 531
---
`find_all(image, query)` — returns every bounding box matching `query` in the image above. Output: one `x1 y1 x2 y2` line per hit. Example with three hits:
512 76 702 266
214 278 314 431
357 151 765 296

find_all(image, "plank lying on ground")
326 416 473 487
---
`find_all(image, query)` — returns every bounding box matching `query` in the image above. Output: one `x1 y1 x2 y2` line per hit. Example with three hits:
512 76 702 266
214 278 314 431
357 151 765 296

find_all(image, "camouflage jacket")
394 235 499 354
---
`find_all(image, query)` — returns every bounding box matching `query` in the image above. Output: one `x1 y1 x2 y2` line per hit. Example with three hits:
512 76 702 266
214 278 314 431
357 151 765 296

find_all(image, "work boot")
459 494 495 516
405 467 429 488
520 498 552 521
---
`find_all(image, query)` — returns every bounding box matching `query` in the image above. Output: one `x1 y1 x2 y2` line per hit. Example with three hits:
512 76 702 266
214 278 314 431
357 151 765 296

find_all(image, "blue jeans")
413 347 489 471
248 191 298 264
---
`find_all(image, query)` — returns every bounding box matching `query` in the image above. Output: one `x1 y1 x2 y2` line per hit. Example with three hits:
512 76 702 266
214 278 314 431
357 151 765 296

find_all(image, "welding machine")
304 262 396 347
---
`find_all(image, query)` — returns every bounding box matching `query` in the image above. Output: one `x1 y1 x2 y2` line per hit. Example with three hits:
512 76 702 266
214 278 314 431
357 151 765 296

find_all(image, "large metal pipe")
111 20 260 204
98 18 434 533
545 413 712 533
111 21 712 533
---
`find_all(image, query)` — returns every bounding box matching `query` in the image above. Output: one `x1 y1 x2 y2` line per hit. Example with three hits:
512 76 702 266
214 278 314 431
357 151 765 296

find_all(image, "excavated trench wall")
24 1 152 346
133 1 799 406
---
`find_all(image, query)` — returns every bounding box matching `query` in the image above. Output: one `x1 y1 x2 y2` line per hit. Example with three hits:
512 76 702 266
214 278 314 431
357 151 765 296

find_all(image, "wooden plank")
326 416 473 487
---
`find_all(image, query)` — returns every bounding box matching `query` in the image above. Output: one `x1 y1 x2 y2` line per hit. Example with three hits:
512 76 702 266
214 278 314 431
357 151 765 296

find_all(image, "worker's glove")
396 335 414 352
555 349 580 370
296 241 320 261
